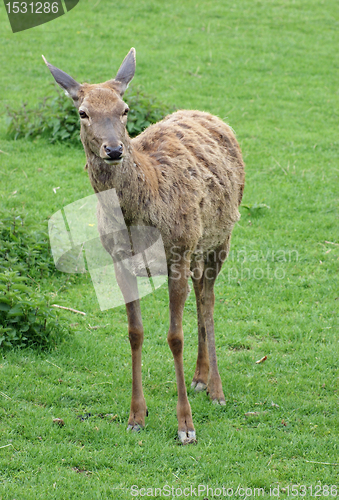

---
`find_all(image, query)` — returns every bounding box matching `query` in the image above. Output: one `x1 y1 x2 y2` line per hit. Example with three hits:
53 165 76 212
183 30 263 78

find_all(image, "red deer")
43 48 245 444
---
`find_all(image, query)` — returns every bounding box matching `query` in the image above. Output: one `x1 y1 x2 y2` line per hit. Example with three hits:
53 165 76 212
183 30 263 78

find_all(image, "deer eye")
79 110 88 119
123 107 129 116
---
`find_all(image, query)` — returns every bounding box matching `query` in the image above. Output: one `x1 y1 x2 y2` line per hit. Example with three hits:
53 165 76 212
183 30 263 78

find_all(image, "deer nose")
103 144 123 160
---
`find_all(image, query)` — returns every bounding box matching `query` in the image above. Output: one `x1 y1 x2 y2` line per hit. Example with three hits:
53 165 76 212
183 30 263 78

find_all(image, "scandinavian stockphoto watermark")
170 246 299 284
48 189 298 311
3 0 80 33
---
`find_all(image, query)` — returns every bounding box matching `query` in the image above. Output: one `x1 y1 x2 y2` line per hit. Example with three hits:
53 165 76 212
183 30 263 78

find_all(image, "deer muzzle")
102 143 124 164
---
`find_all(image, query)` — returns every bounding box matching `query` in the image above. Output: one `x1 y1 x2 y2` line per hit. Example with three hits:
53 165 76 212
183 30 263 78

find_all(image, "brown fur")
44 49 245 444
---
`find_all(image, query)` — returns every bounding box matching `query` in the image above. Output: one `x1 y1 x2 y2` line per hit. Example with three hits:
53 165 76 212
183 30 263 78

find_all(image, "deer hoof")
178 430 196 445
190 380 207 391
212 398 226 406
127 424 142 432
195 382 207 392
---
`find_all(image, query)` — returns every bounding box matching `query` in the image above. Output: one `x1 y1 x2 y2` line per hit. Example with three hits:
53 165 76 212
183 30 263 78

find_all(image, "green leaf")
8 303 23 315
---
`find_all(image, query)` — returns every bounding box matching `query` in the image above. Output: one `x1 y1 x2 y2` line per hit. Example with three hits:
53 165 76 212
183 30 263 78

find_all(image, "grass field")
0 0 339 498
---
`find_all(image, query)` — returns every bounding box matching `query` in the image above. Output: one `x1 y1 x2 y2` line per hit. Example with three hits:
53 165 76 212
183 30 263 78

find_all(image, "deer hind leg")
191 259 209 392
114 263 147 431
203 238 231 405
167 257 196 445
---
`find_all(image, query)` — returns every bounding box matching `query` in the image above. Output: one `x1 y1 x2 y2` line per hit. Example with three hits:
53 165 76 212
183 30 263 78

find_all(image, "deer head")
43 48 136 164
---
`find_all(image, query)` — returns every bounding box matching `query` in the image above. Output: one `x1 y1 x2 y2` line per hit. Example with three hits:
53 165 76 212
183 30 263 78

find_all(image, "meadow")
0 0 338 498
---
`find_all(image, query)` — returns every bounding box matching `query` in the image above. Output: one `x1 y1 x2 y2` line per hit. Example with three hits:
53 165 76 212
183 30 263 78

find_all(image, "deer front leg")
167 260 196 445
113 262 147 431
126 300 147 431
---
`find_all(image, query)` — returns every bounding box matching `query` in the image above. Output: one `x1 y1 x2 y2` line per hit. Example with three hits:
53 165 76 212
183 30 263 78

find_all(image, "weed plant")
0 209 66 349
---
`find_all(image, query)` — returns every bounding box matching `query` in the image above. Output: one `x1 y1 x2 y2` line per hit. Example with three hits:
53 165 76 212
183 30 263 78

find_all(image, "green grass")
0 0 339 498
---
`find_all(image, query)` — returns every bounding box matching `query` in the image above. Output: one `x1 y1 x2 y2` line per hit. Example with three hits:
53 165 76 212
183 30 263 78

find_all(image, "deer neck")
83 135 156 224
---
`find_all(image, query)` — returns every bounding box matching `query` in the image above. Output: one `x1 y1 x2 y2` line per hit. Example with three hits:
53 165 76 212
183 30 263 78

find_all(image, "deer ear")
113 48 136 95
42 55 81 101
